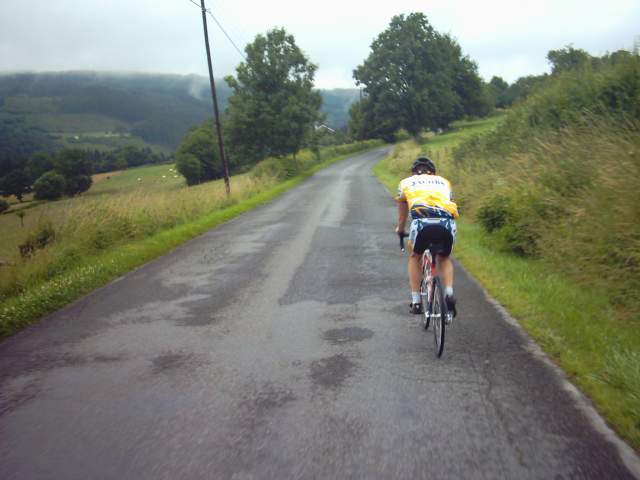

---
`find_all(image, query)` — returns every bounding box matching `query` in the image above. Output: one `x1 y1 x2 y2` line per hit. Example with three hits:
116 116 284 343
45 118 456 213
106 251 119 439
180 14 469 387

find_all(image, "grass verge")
0 144 381 338
373 120 640 450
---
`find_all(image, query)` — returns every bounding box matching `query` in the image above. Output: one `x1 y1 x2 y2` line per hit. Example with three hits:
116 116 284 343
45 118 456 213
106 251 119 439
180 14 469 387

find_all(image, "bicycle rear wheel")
420 278 430 330
431 277 446 357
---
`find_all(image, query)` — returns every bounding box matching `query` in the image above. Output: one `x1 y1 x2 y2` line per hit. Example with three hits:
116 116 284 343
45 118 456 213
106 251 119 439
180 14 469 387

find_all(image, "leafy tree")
547 46 592 74
0 198 9 213
347 97 396 142
175 120 223 184
0 116 56 176
64 175 92 196
0 169 31 201
52 149 93 196
119 146 150 168
487 76 509 108
33 171 66 200
451 54 493 118
53 149 93 178
489 76 508 92
225 28 323 163
501 75 548 106
175 153 201 186
352 13 488 138
26 152 54 182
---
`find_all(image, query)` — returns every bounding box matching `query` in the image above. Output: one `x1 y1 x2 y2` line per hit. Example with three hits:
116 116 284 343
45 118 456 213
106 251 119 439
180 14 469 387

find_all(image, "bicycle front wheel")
431 277 446 357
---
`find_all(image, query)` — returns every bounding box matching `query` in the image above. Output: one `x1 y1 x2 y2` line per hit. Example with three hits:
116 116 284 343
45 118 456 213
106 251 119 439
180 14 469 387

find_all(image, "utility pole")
200 0 230 195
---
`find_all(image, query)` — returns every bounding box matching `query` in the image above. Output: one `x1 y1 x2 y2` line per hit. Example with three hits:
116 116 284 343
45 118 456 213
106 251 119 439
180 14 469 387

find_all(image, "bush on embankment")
250 140 384 180
435 56 640 448
0 140 382 337
450 54 640 314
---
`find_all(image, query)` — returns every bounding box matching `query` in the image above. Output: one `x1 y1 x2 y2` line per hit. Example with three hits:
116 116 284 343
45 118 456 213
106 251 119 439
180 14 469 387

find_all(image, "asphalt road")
1 148 638 479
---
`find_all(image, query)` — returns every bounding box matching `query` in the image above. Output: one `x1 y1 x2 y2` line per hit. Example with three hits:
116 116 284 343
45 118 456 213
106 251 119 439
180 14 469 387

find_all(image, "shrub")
65 175 92 196
477 195 511 233
451 53 640 308
33 171 66 200
0 199 8 213
176 120 223 184
251 155 302 180
175 153 201 186
18 223 56 258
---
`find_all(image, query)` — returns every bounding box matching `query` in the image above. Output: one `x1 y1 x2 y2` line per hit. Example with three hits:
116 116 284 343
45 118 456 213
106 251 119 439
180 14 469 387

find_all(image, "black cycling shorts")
410 218 455 256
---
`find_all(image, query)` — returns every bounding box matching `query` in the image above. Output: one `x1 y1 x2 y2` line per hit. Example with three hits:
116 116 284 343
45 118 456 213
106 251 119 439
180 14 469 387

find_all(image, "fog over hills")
0 71 358 152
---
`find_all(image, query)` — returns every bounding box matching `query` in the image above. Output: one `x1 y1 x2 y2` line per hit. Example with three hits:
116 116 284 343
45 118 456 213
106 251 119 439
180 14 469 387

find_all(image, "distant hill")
0 72 358 156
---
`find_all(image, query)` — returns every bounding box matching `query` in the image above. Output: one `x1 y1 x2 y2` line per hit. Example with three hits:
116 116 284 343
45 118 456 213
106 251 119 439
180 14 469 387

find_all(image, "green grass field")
0 140 382 337
88 163 183 195
374 118 640 450
0 164 184 259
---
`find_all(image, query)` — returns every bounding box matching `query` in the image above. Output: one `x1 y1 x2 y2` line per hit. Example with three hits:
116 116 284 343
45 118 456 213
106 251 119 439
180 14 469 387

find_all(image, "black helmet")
411 156 436 174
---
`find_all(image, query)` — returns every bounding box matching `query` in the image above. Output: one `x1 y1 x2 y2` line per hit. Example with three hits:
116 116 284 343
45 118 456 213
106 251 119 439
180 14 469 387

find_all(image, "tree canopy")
547 46 592 74
175 120 223 185
0 169 31 201
351 13 490 140
224 28 322 164
33 171 66 201
52 149 93 196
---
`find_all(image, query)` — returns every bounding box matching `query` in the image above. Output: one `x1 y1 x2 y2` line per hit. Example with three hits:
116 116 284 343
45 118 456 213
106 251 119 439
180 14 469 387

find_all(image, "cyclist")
395 156 459 316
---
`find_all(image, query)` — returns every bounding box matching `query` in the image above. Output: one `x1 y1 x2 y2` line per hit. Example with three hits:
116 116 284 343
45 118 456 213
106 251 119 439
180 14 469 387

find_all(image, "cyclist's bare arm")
396 200 409 234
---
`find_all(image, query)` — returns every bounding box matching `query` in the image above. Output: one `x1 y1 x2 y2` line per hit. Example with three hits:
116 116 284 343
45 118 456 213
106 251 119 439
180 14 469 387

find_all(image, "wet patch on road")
175 314 219 327
327 312 357 323
0 352 128 417
239 383 297 420
91 353 127 363
0 375 41 417
1 352 127 379
309 354 356 389
150 352 200 375
323 327 374 345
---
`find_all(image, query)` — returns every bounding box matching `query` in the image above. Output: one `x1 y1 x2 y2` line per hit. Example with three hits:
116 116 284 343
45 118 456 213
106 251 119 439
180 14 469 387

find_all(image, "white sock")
445 286 454 297
411 292 421 304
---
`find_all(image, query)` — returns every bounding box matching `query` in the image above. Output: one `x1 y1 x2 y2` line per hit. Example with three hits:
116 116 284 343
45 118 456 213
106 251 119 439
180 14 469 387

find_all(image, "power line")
206 10 246 61
185 0 246 61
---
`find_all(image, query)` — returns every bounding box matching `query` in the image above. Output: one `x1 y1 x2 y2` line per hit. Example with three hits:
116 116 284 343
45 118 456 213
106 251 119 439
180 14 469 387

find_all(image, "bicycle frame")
399 232 448 357
399 233 437 312
421 250 436 307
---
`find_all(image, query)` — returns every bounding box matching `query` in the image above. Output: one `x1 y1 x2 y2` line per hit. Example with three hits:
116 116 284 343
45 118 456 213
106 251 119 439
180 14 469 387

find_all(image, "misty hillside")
0 72 358 153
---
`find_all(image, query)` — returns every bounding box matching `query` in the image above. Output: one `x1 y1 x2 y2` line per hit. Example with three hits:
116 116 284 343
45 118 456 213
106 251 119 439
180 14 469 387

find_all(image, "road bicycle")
399 233 452 357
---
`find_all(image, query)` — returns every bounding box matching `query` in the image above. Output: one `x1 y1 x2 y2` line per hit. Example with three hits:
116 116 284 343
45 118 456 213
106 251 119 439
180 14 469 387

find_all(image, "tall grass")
0 174 261 299
450 57 640 315
0 139 382 335
438 55 640 448
374 117 640 449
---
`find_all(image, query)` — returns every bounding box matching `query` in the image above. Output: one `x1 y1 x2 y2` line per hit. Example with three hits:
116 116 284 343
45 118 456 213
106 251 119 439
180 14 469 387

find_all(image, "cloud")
1 0 638 87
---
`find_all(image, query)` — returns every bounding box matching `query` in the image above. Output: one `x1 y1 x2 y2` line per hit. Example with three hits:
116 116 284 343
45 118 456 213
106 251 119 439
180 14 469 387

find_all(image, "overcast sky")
1 0 638 88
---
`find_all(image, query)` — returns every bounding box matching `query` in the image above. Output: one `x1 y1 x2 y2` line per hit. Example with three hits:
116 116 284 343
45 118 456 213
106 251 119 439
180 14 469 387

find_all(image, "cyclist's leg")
436 254 454 290
408 248 422 292
428 220 457 316
408 220 428 313
409 220 430 291
433 220 455 291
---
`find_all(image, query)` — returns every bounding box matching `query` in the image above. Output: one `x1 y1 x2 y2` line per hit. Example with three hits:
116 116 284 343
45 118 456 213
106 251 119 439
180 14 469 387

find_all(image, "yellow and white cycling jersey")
396 174 459 219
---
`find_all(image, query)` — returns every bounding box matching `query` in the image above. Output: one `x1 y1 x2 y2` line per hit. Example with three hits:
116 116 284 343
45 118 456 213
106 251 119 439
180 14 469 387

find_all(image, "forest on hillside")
0 71 359 159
